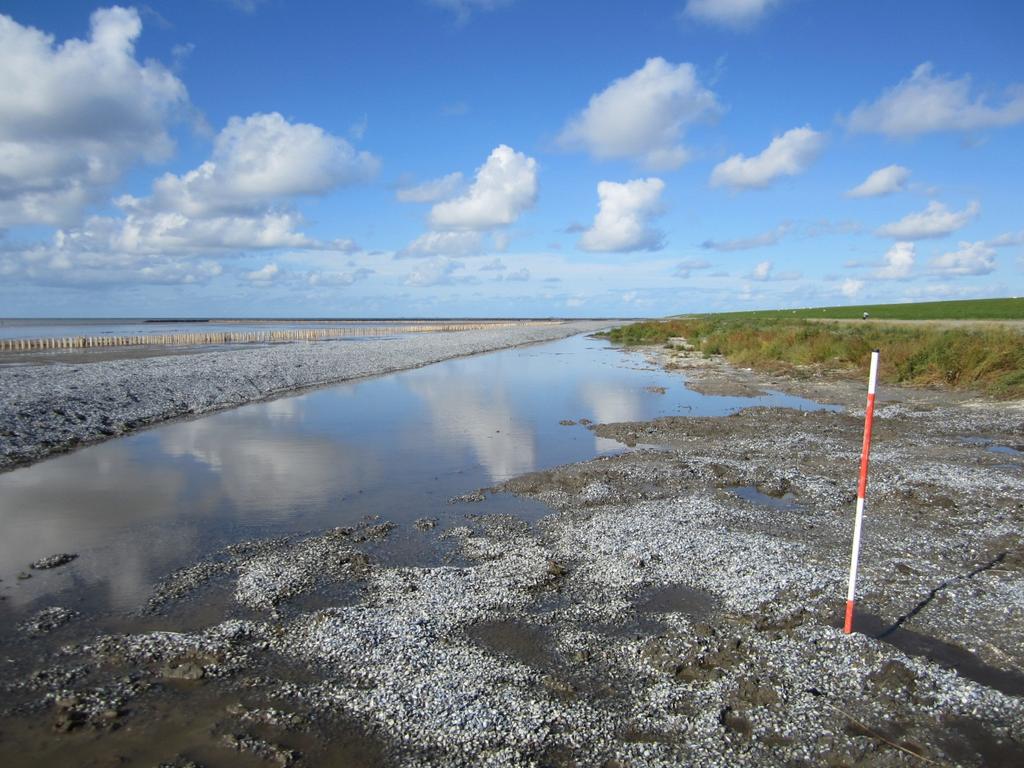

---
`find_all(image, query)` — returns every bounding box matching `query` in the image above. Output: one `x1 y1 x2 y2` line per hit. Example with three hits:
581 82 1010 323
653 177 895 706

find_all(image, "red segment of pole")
857 391 876 500
844 350 880 635
844 599 856 635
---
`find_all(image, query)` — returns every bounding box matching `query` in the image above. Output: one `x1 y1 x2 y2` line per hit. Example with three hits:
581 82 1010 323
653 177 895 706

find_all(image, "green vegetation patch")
691 297 1024 321
606 317 1024 399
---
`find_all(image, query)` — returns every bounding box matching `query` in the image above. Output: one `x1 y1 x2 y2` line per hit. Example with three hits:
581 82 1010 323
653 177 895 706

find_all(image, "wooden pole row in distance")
0 321 558 353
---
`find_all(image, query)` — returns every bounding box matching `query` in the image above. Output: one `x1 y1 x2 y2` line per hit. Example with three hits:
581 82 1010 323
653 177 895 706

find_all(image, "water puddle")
727 485 801 511
466 616 622 702
466 619 555 669
848 612 1024 697
635 583 719 620
601 583 720 640
961 436 1024 457
988 444 1024 456
0 334 831 618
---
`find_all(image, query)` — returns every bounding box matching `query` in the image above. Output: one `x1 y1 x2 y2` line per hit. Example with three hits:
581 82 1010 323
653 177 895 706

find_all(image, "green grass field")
606 300 1024 399
684 296 1024 321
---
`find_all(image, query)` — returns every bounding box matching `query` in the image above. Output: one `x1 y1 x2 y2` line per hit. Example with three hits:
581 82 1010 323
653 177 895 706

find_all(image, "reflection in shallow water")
406 365 536 481
159 406 381 514
0 335 833 615
580 379 648 453
0 440 202 611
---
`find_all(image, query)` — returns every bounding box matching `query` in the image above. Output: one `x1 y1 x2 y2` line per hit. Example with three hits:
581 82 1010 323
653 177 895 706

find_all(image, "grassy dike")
605 315 1024 399
704 296 1024 321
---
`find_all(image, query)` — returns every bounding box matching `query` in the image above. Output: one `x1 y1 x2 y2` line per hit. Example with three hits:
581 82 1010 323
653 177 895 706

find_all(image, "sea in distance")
0 317 576 341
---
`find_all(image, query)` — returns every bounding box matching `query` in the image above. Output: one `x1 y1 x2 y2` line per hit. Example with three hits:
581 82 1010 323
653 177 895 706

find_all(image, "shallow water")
728 485 801 511
960 435 1024 457
987 443 1023 456
0 334 831 618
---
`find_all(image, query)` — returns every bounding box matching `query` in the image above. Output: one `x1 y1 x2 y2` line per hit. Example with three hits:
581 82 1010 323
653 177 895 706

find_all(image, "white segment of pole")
846 497 866 603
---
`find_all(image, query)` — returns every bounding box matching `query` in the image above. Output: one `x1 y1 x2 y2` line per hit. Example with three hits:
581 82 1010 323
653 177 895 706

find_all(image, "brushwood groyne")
0 321 554 353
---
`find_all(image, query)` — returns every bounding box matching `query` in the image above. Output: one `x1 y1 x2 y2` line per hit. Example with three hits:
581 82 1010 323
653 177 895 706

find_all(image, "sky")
0 0 1022 318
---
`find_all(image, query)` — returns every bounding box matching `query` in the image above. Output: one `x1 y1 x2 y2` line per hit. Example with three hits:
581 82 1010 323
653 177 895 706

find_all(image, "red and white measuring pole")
844 349 880 635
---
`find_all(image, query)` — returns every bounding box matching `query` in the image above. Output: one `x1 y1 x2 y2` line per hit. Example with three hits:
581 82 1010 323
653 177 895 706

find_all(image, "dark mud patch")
849 612 1024 697
466 619 555 669
940 714 1024 767
635 583 719 620
0 675 385 768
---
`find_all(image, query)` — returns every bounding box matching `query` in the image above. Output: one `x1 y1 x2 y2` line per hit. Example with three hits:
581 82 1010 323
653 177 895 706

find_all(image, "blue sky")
0 0 1022 317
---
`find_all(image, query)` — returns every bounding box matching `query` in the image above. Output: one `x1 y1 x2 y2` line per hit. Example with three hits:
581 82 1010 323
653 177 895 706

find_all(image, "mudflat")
1 341 1022 766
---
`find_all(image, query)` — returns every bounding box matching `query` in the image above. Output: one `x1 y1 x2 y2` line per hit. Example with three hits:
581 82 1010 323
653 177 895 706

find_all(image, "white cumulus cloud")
684 0 779 27
307 267 373 287
875 242 915 280
558 57 720 171
429 145 537 230
579 178 666 253
10 250 225 286
404 257 464 287
751 260 773 280
840 278 864 298
846 165 910 198
702 225 787 251
876 201 979 240
673 258 712 278
396 172 464 203
69 209 316 257
397 230 483 258
75 112 377 257
245 263 279 282
847 63 1024 137
987 231 1024 247
710 126 824 189
0 6 188 226
930 241 996 276
4 234 230 287
1 112 373 285
136 112 378 217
